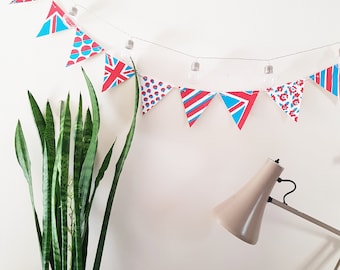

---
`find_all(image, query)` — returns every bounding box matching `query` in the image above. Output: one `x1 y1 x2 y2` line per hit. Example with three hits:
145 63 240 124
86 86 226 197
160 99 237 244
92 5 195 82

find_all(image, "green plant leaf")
73 94 84 270
41 102 56 270
58 95 71 270
28 90 46 148
93 60 140 270
14 121 43 254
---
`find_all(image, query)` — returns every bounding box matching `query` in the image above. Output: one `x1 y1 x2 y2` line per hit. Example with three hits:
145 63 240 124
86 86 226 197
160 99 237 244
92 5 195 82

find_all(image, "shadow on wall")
301 236 340 270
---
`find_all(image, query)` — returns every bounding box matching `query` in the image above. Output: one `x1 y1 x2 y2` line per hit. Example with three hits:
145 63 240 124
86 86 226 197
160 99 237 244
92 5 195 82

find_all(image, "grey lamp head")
213 158 284 244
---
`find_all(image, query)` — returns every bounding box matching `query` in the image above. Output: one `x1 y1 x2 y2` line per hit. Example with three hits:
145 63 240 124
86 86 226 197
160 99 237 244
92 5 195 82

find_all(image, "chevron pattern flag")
180 88 216 127
10 0 34 3
140 76 173 114
219 90 259 130
102 53 135 92
37 1 75 37
309 64 340 97
66 28 104 67
266 80 305 122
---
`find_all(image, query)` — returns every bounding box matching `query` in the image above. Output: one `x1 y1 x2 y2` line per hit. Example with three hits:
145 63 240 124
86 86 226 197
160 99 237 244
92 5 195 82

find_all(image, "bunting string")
10 0 340 130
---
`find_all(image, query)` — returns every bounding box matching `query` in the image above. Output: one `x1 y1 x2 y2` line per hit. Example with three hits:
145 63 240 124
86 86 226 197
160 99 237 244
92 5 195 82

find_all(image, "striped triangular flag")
309 64 340 97
220 90 259 130
180 88 216 127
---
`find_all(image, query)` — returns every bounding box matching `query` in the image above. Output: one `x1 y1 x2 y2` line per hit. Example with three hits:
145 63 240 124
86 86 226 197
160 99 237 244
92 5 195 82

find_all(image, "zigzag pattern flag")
309 64 340 97
102 53 135 92
219 90 259 130
180 88 216 127
10 0 34 3
66 28 104 67
266 80 305 122
37 1 75 37
140 76 173 114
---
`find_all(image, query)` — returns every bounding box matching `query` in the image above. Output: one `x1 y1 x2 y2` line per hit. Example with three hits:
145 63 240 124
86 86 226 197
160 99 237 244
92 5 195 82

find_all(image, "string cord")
66 1 340 63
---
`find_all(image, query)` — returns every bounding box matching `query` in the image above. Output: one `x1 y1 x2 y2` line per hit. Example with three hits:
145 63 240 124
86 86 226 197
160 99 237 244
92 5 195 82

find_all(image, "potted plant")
14 66 139 270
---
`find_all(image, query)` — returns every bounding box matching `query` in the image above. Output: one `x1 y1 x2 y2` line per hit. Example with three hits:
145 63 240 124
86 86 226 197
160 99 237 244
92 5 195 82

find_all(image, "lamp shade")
213 158 284 244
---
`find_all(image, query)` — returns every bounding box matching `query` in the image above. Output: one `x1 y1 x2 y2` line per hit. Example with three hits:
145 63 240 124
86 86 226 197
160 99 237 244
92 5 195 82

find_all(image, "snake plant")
14 66 139 270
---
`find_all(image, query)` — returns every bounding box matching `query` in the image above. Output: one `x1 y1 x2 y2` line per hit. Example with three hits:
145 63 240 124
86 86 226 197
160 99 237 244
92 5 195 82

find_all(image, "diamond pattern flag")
180 88 216 127
102 53 135 92
140 76 173 114
309 64 340 97
37 1 75 37
66 28 104 67
10 0 34 3
219 90 259 130
266 80 305 122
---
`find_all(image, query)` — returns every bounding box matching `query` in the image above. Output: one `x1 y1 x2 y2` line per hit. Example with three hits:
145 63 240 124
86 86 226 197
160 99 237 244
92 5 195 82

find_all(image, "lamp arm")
268 197 340 236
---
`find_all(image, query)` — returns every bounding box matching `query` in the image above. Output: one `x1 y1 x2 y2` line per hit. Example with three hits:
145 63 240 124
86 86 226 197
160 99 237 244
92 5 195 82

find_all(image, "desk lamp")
213 158 340 245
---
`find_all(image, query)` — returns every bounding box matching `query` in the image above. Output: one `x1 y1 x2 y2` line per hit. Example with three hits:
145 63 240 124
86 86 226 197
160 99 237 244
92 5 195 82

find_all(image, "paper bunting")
140 76 173 114
309 64 340 97
220 91 259 130
37 1 75 37
10 0 34 3
102 53 135 92
266 80 304 122
180 88 216 127
66 28 104 67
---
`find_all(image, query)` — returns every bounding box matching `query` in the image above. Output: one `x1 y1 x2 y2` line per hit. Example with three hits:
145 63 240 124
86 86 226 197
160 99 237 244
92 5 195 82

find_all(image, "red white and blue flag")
102 53 135 92
180 88 216 127
37 1 75 37
309 64 340 97
10 0 34 3
266 80 305 122
66 28 104 67
219 90 259 130
140 76 173 114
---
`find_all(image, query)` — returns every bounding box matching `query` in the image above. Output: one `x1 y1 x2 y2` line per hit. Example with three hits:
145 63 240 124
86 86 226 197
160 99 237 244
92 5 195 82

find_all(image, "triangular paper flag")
10 0 34 3
266 80 304 122
102 53 135 92
309 64 340 97
180 88 216 127
140 76 173 114
220 90 259 130
37 1 75 37
66 28 104 67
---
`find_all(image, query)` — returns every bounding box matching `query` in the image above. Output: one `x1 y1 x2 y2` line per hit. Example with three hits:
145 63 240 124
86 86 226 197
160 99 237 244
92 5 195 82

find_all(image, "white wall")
1 0 340 269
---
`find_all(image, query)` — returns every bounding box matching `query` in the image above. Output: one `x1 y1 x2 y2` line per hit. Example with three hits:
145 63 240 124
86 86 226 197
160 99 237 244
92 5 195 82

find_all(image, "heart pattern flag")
66 28 104 67
180 88 216 127
309 64 340 97
266 80 305 122
219 90 259 130
102 53 135 92
140 76 173 114
10 0 34 3
37 1 75 37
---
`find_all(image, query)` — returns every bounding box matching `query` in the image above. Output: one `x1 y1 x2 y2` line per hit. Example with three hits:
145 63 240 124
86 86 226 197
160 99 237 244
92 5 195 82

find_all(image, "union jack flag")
180 88 216 127
309 64 340 97
219 91 259 130
37 1 75 37
102 53 135 92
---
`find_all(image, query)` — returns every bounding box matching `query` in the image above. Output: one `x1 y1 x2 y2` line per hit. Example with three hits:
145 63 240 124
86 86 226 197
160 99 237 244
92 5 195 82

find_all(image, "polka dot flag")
66 28 104 67
140 76 173 114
